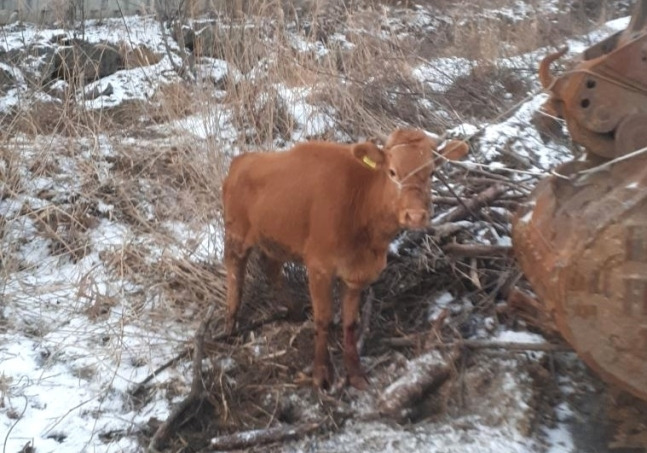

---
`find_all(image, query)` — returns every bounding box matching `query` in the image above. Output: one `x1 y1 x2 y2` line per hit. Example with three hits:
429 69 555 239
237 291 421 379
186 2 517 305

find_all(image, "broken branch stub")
377 350 459 421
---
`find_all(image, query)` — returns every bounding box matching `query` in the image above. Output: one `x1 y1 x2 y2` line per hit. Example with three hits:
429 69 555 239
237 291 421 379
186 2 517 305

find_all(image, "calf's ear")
352 142 386 170
435 140 469 168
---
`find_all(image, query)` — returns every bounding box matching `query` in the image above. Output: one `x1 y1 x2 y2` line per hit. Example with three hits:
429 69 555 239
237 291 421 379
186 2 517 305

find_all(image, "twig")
208 422 322 451
2 395 28 453
434 194 525 205
506 287 558 335
148 305 215 452
157 0 195 81
202 311 289 349
131 349 190 396
132 311 288 395
442 243 513 258
434 171 474 218
575 144 647 177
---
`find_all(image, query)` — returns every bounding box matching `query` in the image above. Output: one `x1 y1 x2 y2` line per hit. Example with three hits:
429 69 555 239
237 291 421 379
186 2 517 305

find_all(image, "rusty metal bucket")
512 156 647 401
538 0 647 160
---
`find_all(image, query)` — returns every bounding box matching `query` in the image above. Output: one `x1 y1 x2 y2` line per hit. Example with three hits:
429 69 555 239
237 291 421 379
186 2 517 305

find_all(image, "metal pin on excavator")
512 0 647 401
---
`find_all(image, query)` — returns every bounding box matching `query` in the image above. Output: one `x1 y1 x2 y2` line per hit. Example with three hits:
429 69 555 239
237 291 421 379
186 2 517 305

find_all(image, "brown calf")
222 129 468 389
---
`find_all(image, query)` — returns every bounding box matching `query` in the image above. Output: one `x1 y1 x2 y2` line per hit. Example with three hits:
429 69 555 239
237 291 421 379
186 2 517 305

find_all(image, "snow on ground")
0 15 171 53
79 54 182 110
0 132 212 452
277 85 337 141
478 94 570 170
290 419 538 453
0 7 634 453
1 235 183 453
288 353 544 452
413 57 474 93
0 15 185 115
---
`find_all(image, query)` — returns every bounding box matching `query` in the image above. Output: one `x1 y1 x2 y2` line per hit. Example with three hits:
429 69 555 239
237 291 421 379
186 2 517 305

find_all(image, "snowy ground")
0 4 641 453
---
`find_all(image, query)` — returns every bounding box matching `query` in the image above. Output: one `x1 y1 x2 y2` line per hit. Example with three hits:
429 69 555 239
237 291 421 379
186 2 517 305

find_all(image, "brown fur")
222 129 468 390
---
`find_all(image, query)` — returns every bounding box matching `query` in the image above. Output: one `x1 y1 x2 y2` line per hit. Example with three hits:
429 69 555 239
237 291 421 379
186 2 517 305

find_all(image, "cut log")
434 184 508 225
209 422 321 451
378 350 458 420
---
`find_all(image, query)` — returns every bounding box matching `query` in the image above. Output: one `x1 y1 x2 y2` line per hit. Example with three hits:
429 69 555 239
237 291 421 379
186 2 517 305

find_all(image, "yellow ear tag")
362 156 377 170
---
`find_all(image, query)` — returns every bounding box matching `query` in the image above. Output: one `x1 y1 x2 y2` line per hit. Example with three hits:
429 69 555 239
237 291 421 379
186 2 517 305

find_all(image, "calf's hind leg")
224 236 250 335
261 255 307 321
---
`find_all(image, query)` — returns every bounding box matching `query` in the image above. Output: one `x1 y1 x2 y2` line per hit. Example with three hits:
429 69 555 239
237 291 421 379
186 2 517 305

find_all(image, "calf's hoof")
224 318 236 336
348 373 369 390
312 364 333 390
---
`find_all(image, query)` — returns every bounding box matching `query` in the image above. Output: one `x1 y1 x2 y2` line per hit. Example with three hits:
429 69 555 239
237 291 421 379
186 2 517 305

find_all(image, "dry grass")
0 0 620 364
0 1 638 451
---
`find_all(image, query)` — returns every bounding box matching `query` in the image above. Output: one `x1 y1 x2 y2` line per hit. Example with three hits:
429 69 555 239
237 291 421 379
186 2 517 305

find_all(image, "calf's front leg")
307 267 334 390
342 284 369 390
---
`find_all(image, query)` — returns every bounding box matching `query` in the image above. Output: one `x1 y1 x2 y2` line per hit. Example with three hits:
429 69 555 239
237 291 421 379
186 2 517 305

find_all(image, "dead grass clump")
76 167 150 230
147 82 195 122
0 146 24 199
204 324 319 430
4 85 165 139
304 29 438 138
157 322 323 451
100 244 226 322
24 202 97 263
5 99 126 136
119 42 163 69
106 143 224 224
227 82 295 146
95 99 155 129
157 259 227 314
174 21 269 75
100 243 153 283
7 101 70 136
440 62 532 122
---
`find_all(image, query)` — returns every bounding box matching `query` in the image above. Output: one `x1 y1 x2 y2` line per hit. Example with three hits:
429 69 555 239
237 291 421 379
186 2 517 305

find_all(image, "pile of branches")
369 161 532 345
142 156 562 452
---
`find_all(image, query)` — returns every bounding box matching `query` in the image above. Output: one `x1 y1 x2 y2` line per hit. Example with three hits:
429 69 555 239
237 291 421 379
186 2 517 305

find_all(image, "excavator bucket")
512 157 647 402
538 0 647 159
513 0 647 402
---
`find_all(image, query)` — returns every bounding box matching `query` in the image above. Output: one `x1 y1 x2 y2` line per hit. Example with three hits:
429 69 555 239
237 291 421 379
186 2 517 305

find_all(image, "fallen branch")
434 195 524 207
148 305 215 452
132 311 288 396
208 422 322 451
131 349 190 397
433 184 508 225
430 221 474 240
378 350 458 420
436 339 571 352
157 0 195 82
383 337 571 352
434 171 475 218
442 243 513 258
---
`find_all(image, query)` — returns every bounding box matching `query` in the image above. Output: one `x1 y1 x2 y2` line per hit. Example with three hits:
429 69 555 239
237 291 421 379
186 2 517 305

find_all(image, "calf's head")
353 129 469 229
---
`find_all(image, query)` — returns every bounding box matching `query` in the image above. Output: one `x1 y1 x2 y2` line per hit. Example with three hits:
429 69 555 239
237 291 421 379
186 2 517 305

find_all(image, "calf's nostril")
405 210 427 225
